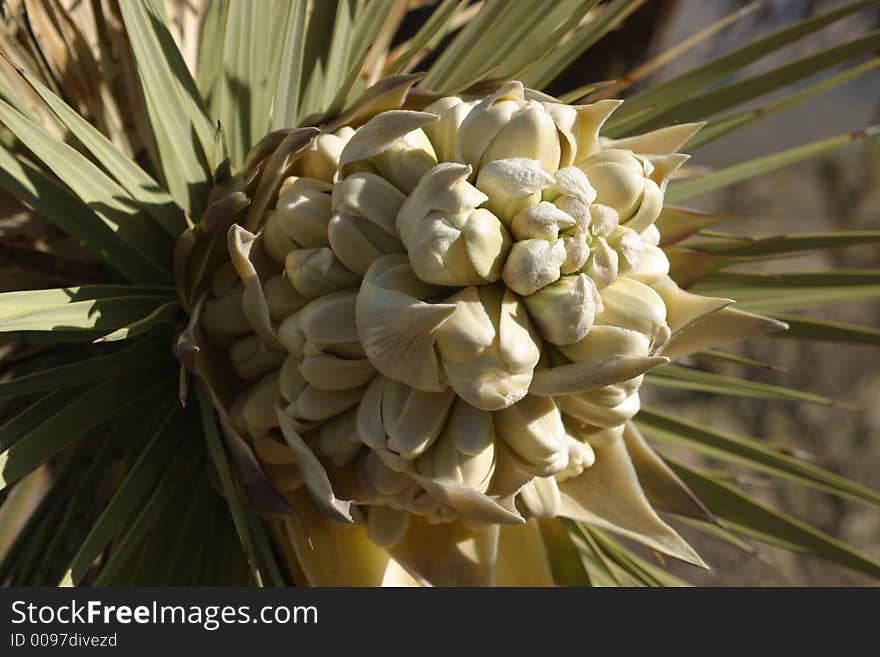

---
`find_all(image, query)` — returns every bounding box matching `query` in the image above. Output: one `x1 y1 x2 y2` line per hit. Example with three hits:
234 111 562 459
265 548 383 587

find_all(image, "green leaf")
69 394 187 584
0 366 176 491
606 0 878 129
691 270 880 312
692 349 785 372
195 0 227 105
385 0 465 77
0 389 85 454
637 407 880 508
645 365 839 406
687 57 880 150
0 102 173 280
94 300 181 343
0 295 175 339
615 29 880 136
668 459 880 579
523 0 642 90
196 391 263 583
215 0 294 165
536 518 590 586
0 338 170 398
0 149 151 283
0 285 173 310
10 62 184 238
587 525 691 587
769 314 880 344
421 0 507 92
93 439 203 586
270 0 308 129
690 231 880 257
119 0 214 215
667 127 879 202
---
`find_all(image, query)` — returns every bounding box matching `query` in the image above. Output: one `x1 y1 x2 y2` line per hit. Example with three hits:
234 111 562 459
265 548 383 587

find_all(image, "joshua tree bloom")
177 77 794 586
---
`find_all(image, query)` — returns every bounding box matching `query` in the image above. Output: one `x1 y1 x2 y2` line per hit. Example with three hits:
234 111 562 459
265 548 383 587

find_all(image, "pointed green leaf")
523 0 643 90
638 407 880 507
0 338 170 398
69 395 187 583
769 314 880 344
11 63 184 238
645 365 838 406
119 0 214 214
196 390 261 583
0 295 174 339
270 0 308 129
692 270 880 312
0 101 173 280
617 29 880 136
0 366 176 491
607 0 878 128
0 148 155 283
667 127 879 202
688 57 880 149
691 231 880 257
95 300 181 343
386 0 465 76
92 441 203 585
668 459 880 579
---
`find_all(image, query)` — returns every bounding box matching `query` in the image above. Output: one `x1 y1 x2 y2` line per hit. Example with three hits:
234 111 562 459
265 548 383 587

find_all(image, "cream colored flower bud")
475 158 553 222
286 383 366 422
523 273 602 345
240 374 281 437
315 408 363 467
596 277 667 340
327 213 405 277
396 163 510 286
554 435 596 482
379 379 456 459
371 128 437 194
298 128 353 181
510 201 575 240
435 285 541 411
356 256 457 392
583 237 619 289
417 398 495 492
588 203 620 237
579 149 646 221
641 223 661 246
338 110 439 194
629 244 670 285
458 81 561 173
422 96 480 162
263 275 308 322
203 285 251 341
494 394 568 476
557 390 641 428
230 334 286 379
285 247 360 297
262 178 333 259
559 324 651 363
607 226 645 274
543 166 596 204
502 238 567 296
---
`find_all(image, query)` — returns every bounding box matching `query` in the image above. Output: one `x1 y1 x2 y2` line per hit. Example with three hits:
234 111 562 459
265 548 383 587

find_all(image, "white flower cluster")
202 80 715 548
